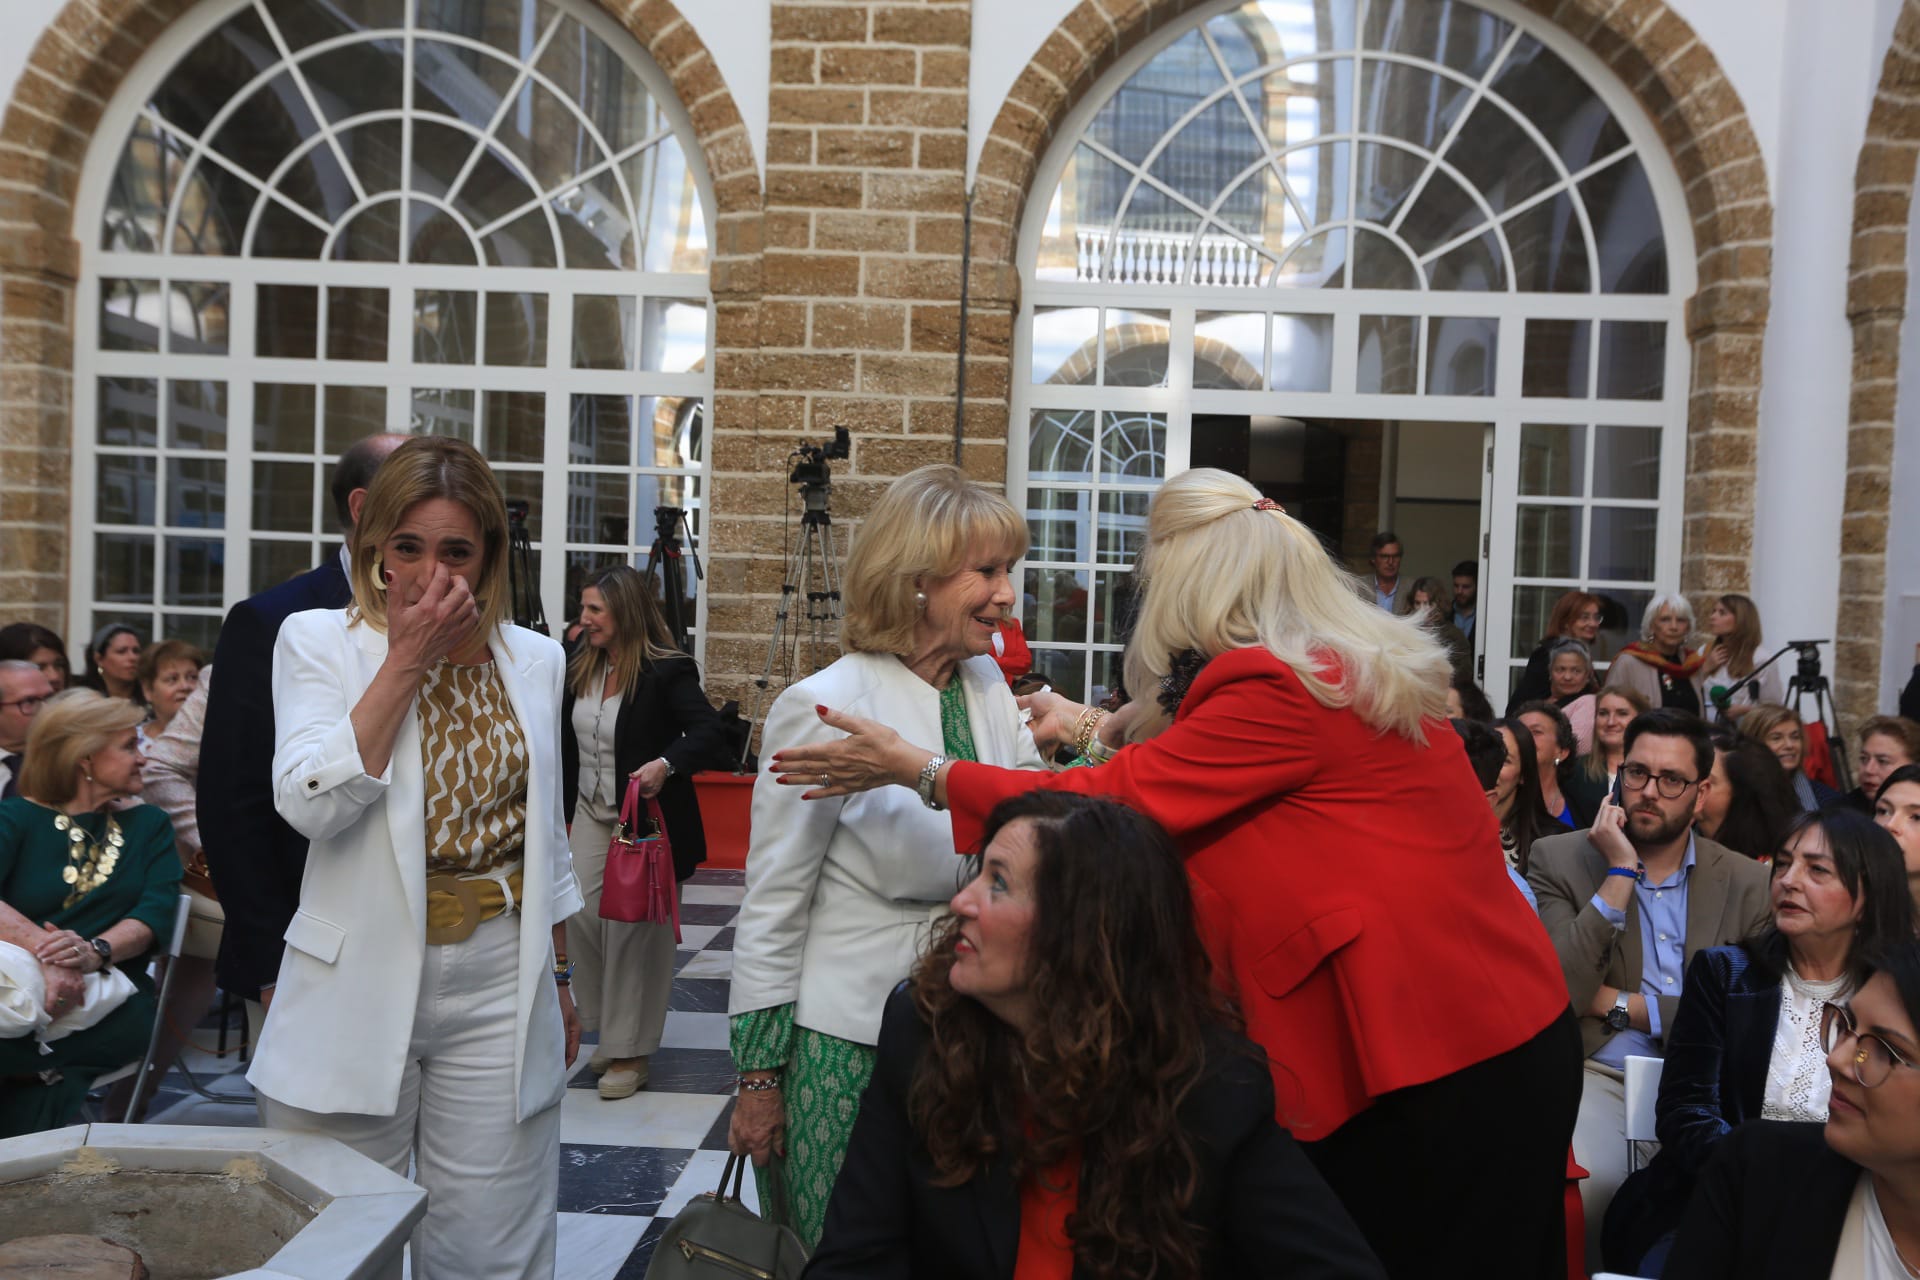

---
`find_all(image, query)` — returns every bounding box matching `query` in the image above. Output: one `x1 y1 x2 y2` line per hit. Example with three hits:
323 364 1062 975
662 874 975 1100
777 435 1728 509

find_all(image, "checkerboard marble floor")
128 868 757 1280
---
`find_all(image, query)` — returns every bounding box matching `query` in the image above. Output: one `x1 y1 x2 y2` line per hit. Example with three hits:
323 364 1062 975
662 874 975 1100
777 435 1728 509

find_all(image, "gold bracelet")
1072 707 1109 757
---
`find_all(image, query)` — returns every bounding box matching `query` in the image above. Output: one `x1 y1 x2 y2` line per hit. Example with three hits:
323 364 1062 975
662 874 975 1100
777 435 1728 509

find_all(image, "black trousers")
1303 1005 1583 1280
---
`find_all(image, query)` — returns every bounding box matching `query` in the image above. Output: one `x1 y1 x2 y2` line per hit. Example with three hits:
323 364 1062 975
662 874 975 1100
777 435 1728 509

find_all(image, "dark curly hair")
907 792 1235 1280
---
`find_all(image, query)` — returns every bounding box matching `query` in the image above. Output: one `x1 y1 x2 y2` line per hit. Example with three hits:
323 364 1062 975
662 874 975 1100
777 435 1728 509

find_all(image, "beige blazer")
1526 828 1772 1060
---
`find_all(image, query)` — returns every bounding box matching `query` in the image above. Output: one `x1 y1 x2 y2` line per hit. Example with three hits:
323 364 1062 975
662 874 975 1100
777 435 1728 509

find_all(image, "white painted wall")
679 0 770 173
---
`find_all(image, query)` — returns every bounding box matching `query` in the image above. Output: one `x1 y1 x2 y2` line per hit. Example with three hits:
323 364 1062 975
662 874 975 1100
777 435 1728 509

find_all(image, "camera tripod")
1725 640 1853 792
505 501 547 635
645 505 702 652
741 477 843 770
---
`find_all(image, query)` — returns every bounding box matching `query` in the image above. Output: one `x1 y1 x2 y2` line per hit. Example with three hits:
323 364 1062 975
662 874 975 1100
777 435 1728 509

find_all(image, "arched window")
1015 0 1691 706
76 0 712 651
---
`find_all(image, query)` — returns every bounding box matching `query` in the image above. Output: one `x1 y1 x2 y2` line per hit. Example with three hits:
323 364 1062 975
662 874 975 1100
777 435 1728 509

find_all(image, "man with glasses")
1527 707 1772 1271
0 658 53 799
1366 530 1407 613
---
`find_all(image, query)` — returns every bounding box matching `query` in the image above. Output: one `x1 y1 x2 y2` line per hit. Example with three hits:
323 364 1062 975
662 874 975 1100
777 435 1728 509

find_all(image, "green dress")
0 798 181 1137
730 678 980 1249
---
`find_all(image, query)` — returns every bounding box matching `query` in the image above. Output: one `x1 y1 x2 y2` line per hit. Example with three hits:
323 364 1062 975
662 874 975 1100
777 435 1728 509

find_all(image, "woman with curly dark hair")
807 792 1384 1280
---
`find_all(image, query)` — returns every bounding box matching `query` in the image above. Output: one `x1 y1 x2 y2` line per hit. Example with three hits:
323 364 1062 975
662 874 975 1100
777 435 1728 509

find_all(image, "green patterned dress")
730 678 979 1249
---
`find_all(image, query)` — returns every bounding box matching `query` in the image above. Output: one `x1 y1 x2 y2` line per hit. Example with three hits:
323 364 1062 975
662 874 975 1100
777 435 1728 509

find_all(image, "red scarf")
1618 640 1705 679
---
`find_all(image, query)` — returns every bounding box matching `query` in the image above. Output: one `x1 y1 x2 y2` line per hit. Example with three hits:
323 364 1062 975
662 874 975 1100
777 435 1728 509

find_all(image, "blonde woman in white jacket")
250 437 584 1280
727 465 1046 1247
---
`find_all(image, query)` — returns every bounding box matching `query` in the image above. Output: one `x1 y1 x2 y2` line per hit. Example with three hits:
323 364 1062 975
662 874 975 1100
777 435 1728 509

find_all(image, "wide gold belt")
425 869 523 945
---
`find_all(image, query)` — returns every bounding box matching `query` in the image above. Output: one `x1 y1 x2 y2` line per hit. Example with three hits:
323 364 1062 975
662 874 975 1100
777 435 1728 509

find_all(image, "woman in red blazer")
771 469 1580 1277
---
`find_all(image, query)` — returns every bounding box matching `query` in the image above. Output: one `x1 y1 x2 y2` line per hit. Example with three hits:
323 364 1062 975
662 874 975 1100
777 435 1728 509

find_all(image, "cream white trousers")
1571 1061 1630 1275
566 810 676 1059
257 914 562 1280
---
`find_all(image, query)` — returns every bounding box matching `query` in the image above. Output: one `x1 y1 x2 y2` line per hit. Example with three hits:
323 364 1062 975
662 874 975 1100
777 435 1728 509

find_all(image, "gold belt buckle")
425 873 484 945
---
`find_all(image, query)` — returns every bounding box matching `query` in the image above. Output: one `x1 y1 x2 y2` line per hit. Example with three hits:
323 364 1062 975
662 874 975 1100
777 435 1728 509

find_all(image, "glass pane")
95 533 155 602
1092 571 1140 647
1091 649 1127 707
634 475 697 552
1025 488 1091 562
499 470 544 541
484 207 560 270
98 377 159 446
1489 36 1629 177
1032 307 1099 385
1350 228 1419 290
167 458 225 529
1591 588 1650 663
1271 314 1333 392
1427 316 1497 396
166 536 223 606
1028 410 1095 482
625 136 708 273
1357 315 1416 394
326 287 389 361
100 278 161 352
1192 231 1271 287
257 285 319 358
641 299 707 373
253 461 314 533
1581 155 1666 294
483 391 543 464
1593 425 1661 500
1518 424 1586 497
167 379 228 451
1425 229 1505 292
1522 320 1590 398
161 613 222 652
484 292 547 367
1590 507 1657 581
1597 321 1665 400
639 396 702 469
1194 312 1265 390
251 540 313 593
168 282 230 355
1510 583 1562 658
574 296 636 370
1273 226 1346 288
1100 411 1167 480
1443 97 1557 217
414 289 477 364
565 549 629 621
1514 505 1581 579
331 203 404 263
1363 0 1514 78
323 385 388 452
568 471 630 545
570 394 631 467
97 455 155 525
1102 309 1170 387
411 387 475 441
1396 168 1486 260
1029 647 1088 703
255 383 316 452
1285 141 1351 228
1096 491 1150 566
408 206 479 266
1357 60 1474 152
1505 192 1592 293
1024 569 1090 645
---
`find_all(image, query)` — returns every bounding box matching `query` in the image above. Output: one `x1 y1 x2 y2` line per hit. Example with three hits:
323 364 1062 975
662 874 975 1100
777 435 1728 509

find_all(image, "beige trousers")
565 810 677 1059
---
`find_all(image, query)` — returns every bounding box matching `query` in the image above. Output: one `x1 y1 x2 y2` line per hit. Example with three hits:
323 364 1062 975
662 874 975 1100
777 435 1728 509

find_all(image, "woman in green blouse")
0 688 181 1136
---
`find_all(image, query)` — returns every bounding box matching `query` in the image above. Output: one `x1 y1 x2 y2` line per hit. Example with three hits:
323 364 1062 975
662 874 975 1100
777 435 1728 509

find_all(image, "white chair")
1623 1053 1664 1174
88 893 190 1119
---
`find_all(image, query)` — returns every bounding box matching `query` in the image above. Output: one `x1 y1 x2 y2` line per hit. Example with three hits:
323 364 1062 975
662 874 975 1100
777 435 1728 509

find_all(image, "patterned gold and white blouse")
417 659 529 876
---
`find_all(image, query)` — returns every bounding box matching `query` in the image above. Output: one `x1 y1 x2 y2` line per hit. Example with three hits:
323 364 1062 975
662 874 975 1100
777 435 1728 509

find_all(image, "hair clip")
1252 498 1285 513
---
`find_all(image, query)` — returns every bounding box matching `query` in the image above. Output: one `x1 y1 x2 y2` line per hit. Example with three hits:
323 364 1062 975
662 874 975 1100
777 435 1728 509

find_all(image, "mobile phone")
1610 771 1626 807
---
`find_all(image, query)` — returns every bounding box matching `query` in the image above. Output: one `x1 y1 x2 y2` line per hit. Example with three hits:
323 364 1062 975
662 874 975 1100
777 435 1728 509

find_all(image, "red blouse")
1012 1153 1079 1280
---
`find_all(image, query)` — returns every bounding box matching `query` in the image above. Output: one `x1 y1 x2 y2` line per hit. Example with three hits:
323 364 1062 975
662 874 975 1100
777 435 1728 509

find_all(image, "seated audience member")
1697 594 1782 723
0 660 55 800
1454 718 1538 909
1872 764 1920 912
1526 708 1772 1272
1696 728 1801 862
1545 638 1600 754
1509 591 1604 713
1740 702 1844 813
1606 594 1704 716
134 639 203 750
77 624 142 702
1665 939 1920 1278
0 622 70 692
1516 700 1580 828
1407 577 1473 684
1567 688 1650 827
1446 671 1495 723
1602 808 1913 1273
1495 716 1554 880
1843 715 1920 815
807 792 1387 1279
0 690 181 1136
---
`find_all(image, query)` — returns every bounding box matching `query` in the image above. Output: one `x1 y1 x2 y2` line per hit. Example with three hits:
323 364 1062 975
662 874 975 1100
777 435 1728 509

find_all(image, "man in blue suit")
198 433 406 1043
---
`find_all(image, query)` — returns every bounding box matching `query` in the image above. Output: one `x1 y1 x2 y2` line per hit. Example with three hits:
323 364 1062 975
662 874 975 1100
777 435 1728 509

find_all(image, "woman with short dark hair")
1515 700 1579 828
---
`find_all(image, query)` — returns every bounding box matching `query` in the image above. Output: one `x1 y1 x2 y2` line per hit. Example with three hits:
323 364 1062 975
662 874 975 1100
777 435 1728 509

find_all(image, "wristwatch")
88 937 113 970
657 757 675 778
1605 990 1632 1033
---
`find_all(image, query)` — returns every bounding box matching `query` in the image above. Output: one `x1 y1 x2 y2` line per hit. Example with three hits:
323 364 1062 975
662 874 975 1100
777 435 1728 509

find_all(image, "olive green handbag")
646 1152 808 1279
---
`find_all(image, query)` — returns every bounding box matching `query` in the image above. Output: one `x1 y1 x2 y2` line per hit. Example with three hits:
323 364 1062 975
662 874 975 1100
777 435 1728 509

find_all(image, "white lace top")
1762 964 1851 1122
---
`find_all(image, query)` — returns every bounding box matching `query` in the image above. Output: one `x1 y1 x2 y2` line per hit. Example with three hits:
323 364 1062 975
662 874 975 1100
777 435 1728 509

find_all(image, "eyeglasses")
1618 762 1700 800
0 696 45 713
1821 1001 1919 1088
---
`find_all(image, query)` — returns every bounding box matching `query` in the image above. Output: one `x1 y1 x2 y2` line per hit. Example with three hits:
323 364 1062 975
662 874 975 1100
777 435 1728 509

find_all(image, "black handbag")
645 1152 808 1279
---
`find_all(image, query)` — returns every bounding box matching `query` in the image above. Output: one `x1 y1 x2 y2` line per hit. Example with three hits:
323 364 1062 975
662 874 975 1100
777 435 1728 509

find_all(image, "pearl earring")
915 590 927 612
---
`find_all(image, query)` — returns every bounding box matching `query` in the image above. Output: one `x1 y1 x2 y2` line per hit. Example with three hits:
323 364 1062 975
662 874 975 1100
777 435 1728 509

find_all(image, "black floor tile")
613 1218 671 1278
677 903 740 926
705 927 735 952
691 868 745 886
668 978 730 1013
557 1143 693 1216
701 1096 738 1151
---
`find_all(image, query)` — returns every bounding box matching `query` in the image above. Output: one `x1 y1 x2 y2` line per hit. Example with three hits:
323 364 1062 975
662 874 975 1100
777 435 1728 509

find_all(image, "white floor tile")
558 1087 730 1149
680 885 744 907
660 1010 731 1050
675 952 734 981
555 1212 652 1280
658 1148 761 1218
145 1094 264 1127
675 923 722 950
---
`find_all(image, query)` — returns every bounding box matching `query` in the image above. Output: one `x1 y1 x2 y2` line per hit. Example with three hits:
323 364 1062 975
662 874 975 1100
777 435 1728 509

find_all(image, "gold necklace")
53 809 123 907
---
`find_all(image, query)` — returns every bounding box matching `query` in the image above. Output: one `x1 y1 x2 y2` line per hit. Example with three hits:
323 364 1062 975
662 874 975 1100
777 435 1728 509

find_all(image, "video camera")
789 426 851 487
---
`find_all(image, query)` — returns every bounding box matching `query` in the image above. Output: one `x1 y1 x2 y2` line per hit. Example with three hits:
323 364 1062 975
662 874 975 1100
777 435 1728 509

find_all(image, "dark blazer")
1665 1120 1858 1279
561 654 727 881
1601 944 1781 1269
804 986 1387 1280
196 556 351 999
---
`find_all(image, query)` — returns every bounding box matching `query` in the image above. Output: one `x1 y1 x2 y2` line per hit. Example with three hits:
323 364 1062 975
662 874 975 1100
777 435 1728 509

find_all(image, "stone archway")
1837 0 1920 726
961 0 1774 603
0 0 762 629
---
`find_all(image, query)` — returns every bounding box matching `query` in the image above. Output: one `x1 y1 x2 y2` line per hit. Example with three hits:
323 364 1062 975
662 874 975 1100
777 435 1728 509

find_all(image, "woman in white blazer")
250 437 584 1280
727 465 1046 1248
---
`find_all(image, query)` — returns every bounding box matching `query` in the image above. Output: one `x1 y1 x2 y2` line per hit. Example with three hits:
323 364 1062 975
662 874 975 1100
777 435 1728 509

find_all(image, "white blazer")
247 609 585 1121
729 652 1045 1046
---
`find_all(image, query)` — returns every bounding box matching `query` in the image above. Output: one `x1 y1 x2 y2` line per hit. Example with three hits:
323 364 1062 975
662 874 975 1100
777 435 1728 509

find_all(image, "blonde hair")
17 688 145 806
1122 468 1451 742
567 565 687 699
1738 702 1801 750
346 436 512 645
841 465 1028 655
1584 686 1651 781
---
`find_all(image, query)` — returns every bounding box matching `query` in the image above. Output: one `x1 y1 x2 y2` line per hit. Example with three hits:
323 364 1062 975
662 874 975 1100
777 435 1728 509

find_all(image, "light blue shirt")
1374 582 1399 611
1589 833 1696 1070
1454 608 1475 639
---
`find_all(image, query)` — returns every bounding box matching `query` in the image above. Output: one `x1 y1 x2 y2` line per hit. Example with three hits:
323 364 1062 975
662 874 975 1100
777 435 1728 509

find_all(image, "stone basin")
0 1124 425 1279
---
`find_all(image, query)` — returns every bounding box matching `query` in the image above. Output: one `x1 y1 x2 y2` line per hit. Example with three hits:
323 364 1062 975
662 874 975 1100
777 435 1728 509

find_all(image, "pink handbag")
599 777 681 940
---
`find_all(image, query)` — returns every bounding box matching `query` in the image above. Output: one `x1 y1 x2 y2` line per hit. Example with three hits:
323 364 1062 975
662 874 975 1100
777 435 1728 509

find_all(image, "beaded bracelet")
738 1075 782 1093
